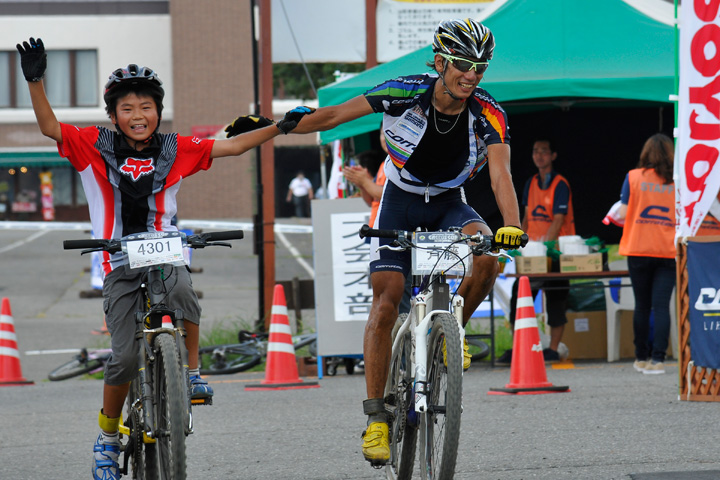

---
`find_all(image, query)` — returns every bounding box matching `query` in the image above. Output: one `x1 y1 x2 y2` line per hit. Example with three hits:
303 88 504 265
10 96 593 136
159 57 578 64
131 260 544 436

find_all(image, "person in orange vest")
500 138 575 364
616 133 676 375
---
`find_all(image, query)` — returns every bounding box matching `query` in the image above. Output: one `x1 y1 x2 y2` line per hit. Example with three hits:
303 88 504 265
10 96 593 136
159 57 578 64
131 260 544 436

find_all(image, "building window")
1 49 98 108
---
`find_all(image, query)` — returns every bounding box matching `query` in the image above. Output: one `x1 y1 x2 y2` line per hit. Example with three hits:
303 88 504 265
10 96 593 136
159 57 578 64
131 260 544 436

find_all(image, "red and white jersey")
57 123 215 273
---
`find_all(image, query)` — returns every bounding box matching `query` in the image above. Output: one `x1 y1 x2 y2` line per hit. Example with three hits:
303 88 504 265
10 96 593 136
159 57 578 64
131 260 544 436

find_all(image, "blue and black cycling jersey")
363 73 510 196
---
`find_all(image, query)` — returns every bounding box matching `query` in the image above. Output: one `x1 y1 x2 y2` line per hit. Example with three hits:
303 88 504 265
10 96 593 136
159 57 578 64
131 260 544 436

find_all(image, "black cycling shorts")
370 181 486 277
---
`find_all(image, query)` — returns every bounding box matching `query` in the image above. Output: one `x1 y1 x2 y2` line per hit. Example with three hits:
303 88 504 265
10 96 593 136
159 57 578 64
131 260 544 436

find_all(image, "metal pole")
259 0 276 331
251 0 265 330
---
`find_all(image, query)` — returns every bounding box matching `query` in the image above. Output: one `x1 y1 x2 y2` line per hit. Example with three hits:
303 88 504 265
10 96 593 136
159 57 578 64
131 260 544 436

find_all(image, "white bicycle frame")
389 275 465 413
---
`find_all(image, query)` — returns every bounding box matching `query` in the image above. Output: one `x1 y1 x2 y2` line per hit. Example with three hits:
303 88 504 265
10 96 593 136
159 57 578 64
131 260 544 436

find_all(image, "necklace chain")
432 97 463 135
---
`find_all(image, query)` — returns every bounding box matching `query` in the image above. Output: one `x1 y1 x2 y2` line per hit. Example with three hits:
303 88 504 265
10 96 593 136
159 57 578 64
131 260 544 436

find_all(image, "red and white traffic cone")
0 298 33 386
246 285 319 391
489 276 568 395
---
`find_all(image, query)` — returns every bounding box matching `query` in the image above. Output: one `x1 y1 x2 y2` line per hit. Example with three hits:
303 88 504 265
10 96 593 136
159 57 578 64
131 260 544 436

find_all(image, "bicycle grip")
359 224 405 239
520 233 529 248
63 239 105 250
204 230 244 241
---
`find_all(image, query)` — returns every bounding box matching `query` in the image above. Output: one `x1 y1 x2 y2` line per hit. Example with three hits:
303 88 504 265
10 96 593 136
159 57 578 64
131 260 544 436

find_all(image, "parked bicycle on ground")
360 224 520 480
198 330 317 376
64 229 244 479
48 347 111 381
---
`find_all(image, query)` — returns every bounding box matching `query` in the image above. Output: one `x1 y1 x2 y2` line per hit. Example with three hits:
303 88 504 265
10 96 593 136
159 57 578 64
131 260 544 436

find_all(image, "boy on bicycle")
16 37 309 480
226 19 526 466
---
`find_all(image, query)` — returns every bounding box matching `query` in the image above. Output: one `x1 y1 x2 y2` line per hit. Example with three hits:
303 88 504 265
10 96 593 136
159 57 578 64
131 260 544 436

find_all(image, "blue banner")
687 241 720 369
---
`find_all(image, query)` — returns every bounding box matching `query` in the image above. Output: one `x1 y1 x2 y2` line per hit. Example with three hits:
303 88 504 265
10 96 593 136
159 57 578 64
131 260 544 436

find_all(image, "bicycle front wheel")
198 343 263 375
385 314 417 480
153 334 187 479
420 313 462 480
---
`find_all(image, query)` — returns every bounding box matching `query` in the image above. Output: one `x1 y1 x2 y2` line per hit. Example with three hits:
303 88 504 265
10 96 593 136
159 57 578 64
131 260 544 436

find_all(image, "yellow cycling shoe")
361 422 390 466
443 338 472 371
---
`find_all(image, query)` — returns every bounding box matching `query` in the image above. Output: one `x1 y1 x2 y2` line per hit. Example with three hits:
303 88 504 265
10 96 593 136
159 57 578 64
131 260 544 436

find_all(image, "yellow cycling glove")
494 226 527 250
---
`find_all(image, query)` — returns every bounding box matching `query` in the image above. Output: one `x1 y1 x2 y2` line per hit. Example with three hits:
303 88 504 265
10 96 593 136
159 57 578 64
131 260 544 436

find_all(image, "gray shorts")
102 265 201 385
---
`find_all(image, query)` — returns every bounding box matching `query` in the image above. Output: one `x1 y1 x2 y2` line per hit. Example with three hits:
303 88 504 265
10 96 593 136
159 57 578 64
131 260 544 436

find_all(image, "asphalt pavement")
1 222 719 479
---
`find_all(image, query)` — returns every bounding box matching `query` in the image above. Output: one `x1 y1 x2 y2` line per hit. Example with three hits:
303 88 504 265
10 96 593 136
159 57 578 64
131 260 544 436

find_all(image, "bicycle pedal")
191 397 213 406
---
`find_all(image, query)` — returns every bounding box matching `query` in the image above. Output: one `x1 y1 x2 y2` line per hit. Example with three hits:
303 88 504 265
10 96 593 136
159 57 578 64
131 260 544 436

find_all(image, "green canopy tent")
318 0 675 144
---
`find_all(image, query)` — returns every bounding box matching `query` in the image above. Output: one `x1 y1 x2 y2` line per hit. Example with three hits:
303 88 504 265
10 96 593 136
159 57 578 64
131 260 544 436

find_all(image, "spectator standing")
286 170 314 217
616 133 676 375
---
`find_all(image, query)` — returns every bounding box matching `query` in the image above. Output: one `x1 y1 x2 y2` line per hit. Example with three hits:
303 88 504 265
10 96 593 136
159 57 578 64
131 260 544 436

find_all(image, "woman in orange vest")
617 133 676 375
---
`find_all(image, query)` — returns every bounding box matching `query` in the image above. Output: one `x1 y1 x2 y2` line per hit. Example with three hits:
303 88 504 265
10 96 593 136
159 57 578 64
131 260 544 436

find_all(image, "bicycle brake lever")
377 245 405 252
206 241 232 248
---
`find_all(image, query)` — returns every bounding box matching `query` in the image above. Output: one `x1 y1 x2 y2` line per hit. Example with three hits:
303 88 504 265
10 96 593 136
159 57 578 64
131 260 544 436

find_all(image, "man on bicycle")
226 19 525 466
17 37 309 479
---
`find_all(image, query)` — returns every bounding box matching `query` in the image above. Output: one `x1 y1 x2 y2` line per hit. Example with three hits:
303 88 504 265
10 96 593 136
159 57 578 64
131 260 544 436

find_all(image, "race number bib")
124 234 186 269
411 232 472 275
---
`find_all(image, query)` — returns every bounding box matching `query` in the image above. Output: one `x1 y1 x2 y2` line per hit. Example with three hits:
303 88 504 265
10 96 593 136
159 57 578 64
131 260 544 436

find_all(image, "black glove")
16 37 47 82
224 115 275 138
494 226 528 250
276 106 315 134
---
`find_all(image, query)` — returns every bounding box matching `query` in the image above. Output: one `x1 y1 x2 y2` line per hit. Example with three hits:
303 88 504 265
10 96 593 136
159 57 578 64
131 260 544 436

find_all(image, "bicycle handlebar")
63 230 245 254
359 224 411 241
359 224 499 252
63 238 119 252
194 230 244 242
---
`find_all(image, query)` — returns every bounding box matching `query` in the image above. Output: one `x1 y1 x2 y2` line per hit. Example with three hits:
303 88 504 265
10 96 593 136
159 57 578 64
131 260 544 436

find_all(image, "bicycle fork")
412 290 465 413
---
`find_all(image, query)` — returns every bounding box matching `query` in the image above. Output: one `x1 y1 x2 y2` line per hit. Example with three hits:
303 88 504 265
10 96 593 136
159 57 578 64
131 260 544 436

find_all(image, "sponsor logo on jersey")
384 129 418 151
120 157 155 181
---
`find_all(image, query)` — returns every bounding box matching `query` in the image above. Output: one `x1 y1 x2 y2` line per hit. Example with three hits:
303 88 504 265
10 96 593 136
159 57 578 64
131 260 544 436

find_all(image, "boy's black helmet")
103 64 164 114
432 19 495 62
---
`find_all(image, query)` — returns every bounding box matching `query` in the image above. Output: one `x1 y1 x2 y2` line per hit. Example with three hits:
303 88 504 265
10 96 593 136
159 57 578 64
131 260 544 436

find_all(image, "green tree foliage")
273 63 366 100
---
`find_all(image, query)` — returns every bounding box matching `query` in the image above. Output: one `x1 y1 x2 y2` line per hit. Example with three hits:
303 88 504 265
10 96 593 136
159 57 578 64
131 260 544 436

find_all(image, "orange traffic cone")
92 315 110 336
0 298 33 386
246 285 319 391
489 276 568 395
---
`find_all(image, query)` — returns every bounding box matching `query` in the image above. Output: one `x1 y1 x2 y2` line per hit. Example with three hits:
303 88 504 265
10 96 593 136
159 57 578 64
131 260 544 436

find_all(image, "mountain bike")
360 224 519 480
64 229 244 480
198 330 317 375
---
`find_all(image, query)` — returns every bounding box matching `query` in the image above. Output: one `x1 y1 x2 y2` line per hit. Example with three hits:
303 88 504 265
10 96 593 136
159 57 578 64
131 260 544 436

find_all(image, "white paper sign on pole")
376 0 502 62
330 212 373 322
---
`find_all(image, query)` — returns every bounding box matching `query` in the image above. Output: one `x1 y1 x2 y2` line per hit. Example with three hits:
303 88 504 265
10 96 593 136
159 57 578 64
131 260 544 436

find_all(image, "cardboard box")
562 311 608 359
562 310 636 360
516 256 550 274
560 253 603 272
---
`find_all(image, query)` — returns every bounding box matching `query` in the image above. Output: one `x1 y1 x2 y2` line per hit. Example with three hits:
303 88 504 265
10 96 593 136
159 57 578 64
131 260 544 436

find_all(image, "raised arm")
290 96 374 134
17 38 62 143
210 124 282 159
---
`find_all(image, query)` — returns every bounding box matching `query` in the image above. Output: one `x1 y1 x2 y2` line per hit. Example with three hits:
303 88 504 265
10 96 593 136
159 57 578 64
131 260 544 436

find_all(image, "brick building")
0 0 318 222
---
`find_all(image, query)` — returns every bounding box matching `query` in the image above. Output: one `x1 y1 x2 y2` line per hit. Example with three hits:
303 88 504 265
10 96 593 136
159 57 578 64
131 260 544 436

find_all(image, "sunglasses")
439 53 488 74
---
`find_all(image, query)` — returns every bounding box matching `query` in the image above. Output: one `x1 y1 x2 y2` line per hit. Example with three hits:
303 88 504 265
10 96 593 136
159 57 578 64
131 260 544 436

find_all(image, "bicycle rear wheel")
47 350 108 381
153 334 187 479
126 378 158 480
198 343 263 375
420 313 462 480
385 314 418 480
